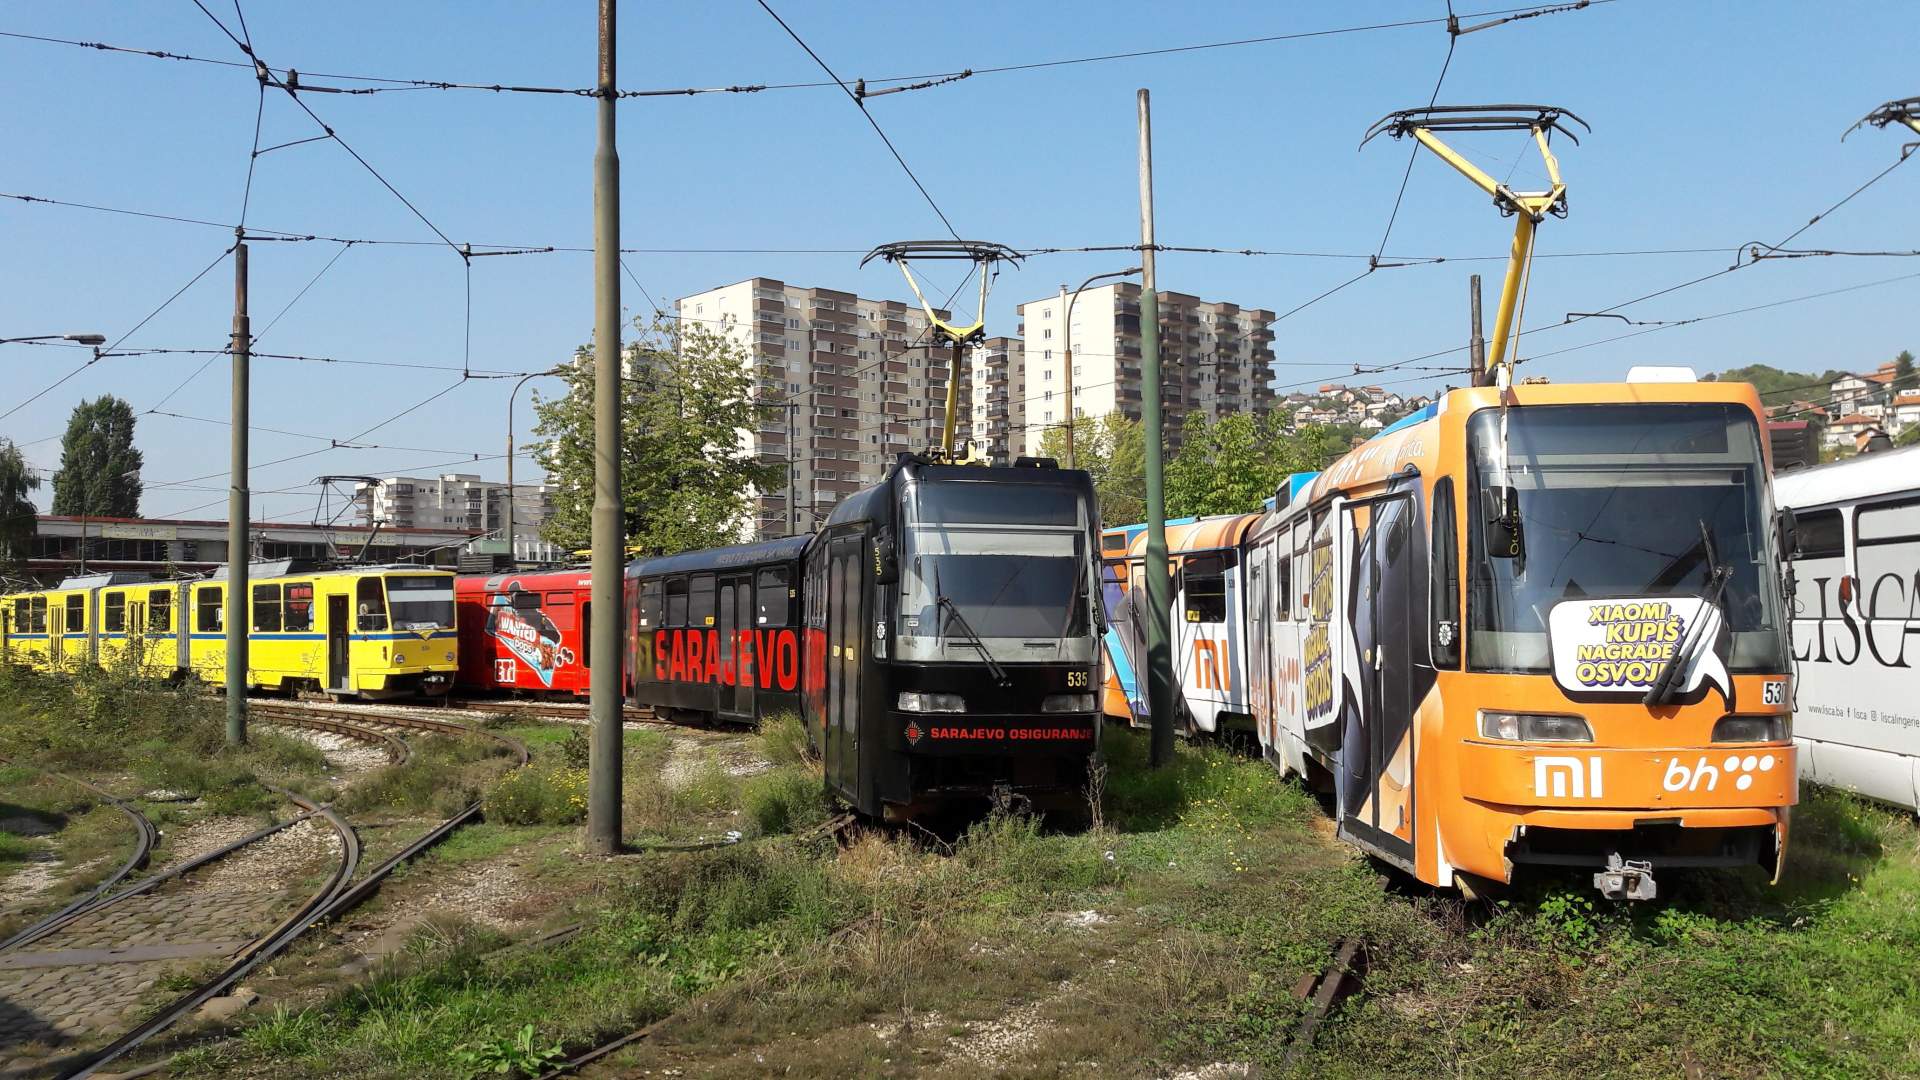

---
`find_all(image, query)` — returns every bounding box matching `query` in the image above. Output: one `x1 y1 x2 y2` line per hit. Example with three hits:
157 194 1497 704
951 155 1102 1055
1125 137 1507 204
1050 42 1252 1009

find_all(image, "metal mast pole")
1469 273 1487 386
586 0 624 855
226 232 250 746
505 387 517 567
1059 283 1073 468
1137 89 1175 768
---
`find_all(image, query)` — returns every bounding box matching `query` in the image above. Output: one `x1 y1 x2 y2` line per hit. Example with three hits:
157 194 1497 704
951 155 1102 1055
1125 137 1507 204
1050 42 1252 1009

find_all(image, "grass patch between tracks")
164 723 1920 1079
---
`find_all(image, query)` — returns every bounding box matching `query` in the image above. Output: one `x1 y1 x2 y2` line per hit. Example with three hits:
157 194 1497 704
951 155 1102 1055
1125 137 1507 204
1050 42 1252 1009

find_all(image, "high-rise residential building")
963 336 1025 462
1013 283 1277 456
355 473 554 539
676 278 966 540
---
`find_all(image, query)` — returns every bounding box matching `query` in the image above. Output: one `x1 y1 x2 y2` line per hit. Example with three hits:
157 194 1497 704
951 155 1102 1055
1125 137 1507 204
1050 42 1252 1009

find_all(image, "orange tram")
1122 373 1796 899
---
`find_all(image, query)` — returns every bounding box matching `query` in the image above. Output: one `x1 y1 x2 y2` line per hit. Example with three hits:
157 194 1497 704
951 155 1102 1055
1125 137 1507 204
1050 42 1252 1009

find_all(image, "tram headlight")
898 691 966 714
1042 693 1096 713
1713 715 1789 743
1478 711 1592 743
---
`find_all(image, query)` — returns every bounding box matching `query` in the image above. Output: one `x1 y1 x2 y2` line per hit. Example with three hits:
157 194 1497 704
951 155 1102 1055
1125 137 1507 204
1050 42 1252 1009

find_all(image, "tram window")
512 590 542 612
545 594 575 631
253 584 283 633
197 587 223 632
148 590 172 633
690 574 716 627
31 597 48 634
1792 508 1844 559
1431 477 1461 669
581 602 591 668
356 577 388 631
1856 500 1920 585
756 567 791 626
65 594 84 631
284 583 314 632
638 579 662 628
1183 554 1227 624
665 577 688 626
1276 556 1292 620
104 592 126 633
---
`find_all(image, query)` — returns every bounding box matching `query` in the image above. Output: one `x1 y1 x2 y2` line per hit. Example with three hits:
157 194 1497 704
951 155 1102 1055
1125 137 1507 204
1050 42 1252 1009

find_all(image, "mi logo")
1534 755 1604 800
1194 640 1230 691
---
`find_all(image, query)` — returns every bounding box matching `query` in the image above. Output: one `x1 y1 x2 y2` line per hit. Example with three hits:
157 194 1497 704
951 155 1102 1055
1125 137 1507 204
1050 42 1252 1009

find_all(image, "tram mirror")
1482 485 1525 560
1775 507 1799 557
874 530 900 585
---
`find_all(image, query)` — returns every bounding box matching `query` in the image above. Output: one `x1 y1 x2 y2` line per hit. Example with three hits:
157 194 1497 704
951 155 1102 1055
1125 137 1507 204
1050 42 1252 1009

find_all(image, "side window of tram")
756 567 791 626
65 594 84 632
664 577 689 627
638 579 662 629
197 587 222 632
149 589 172 633
1275 556 1292 620
104 592 126 634
1431 477 1461 669
1790 508 1844 613
1183 554 1227 624
1856 500 1920 589
284 583 314 633
689 574 716 628
30 597 47 634
253 584 283 633
545 593 575 631
356 577 387 631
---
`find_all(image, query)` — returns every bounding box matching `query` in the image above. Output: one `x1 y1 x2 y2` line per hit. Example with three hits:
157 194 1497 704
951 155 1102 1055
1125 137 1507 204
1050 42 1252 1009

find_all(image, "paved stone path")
0 819 338 1078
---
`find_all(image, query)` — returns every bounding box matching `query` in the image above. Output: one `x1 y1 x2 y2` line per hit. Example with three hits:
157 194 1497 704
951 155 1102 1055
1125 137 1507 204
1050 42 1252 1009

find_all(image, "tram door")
717 575 754 721
1245 545 1271 748
128 600 147 668
327 595 351 692
823 535 865 799
1338 494 1417 867
49 603 66 668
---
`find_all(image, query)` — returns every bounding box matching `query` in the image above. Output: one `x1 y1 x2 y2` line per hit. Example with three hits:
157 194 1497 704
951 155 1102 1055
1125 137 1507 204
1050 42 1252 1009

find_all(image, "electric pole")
1058 283 1073 468
226 231 249 747
1469 273 1488 387
586 0 624 855
1138 89 1175 768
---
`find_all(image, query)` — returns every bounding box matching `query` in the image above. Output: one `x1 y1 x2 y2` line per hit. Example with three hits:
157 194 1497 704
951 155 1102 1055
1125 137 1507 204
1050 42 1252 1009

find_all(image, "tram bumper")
888 711 1098 812
1448 741 1796 888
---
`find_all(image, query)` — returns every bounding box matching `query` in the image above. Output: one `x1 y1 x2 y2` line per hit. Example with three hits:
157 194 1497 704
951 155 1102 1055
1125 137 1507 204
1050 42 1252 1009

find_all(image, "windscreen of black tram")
894 478 1096 666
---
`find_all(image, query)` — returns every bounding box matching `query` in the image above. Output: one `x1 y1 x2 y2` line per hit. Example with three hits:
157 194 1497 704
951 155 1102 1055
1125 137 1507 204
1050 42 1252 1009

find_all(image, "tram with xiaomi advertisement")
624 535 808 724
807 453 1105 819
1242 373 1795 899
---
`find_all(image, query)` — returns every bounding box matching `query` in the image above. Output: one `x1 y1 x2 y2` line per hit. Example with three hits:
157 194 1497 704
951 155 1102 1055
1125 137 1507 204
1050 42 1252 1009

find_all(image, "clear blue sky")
3 1 1915 521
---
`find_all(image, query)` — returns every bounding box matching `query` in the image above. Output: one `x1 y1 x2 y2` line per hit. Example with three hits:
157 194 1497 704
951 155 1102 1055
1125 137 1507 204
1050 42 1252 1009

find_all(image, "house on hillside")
1891 390 1920 434
1829 361 1900 417
1825 413 1879 450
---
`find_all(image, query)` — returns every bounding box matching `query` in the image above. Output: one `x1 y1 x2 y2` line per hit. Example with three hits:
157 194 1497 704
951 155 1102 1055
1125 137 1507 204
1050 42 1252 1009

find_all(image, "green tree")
1708 364 1851 408
49 395 142 518
531 316 785 557
1163 414 1349 519
0 441 39 570
1037 413 1146 527
1896 423 1920 448
1894 350 1915 394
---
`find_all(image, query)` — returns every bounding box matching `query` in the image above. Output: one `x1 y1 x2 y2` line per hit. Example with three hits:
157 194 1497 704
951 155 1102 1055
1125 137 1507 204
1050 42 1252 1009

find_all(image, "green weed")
482 765 587 826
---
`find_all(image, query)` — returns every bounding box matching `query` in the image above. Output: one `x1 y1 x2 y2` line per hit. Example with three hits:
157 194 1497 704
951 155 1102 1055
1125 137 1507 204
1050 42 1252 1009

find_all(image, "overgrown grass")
337 734 511 819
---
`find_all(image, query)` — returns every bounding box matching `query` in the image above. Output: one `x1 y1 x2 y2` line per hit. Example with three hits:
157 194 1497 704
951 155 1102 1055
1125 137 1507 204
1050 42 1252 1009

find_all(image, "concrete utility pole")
586 0 624 855
1469 273 1488 387
226 232 250 746
1137 89 1175 768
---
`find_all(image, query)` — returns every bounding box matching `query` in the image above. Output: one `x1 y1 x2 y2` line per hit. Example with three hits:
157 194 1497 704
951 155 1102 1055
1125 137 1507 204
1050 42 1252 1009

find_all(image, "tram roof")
1773 443 1920 511
625 534 812 579
1120 514 1260 558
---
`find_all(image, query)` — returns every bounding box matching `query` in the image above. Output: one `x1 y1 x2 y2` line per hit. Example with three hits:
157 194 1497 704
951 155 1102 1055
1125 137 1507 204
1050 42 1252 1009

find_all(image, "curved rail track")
0 758 160 956
1 704 528 1078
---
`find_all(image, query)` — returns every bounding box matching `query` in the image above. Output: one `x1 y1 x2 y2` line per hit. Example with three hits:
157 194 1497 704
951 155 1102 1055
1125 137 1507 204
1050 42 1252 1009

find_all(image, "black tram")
805 456 1105 819
624 535 808 724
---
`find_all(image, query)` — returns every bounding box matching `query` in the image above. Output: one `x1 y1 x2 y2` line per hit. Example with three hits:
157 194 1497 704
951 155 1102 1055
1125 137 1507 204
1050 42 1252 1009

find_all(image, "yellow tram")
0 565 457 699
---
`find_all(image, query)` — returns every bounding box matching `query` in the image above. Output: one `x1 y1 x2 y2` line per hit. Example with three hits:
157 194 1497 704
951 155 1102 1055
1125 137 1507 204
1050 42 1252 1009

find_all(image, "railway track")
0 705 528 1078
451 697 659 725
0 758 159 955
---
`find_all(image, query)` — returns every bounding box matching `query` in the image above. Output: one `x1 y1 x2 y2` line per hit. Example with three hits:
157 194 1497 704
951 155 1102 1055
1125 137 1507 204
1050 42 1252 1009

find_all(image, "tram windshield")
387 575 455 631
1465 403 1785 674
896 478 1096 664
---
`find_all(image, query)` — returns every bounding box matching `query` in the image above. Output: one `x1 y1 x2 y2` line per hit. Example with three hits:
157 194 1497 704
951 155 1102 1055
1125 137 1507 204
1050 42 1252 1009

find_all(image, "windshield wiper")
937 595 1011 686
1644 519 1732 707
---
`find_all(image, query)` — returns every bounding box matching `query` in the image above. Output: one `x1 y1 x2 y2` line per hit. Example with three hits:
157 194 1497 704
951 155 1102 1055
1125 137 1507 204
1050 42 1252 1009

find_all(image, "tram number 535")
1066 671 1090 688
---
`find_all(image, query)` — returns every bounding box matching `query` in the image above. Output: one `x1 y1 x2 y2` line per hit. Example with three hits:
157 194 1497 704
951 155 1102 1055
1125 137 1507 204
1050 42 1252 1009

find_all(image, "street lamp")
1 333 106 346
1058 267 1142 468
506 367 565 568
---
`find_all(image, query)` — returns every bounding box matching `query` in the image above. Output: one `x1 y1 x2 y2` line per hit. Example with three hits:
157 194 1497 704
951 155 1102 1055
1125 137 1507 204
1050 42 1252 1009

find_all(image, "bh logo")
1662 753 1777 793
1534 756 1604 800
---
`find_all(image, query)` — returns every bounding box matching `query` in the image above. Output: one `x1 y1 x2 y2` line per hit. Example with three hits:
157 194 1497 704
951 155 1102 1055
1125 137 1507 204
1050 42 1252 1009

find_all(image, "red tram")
454 569 593 697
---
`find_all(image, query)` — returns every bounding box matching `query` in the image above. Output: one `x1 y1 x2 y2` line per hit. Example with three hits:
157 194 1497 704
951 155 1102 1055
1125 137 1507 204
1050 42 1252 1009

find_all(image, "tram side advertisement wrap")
1546 596 1732 702
638 626 801 691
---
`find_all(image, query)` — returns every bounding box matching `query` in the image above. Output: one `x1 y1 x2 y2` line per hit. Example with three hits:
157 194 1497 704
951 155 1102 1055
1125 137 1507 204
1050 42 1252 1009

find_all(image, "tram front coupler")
1593 852 1657 901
